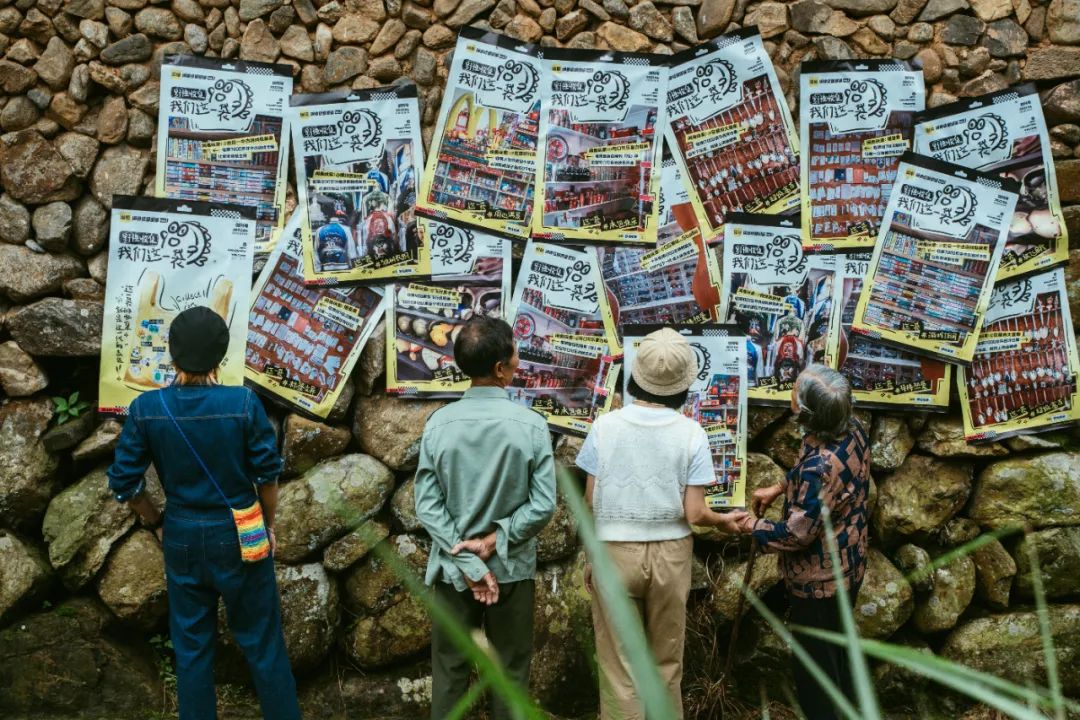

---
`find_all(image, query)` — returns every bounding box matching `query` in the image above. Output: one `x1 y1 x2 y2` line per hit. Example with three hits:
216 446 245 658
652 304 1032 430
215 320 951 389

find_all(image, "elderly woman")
736 364 870 720
107 306 300 720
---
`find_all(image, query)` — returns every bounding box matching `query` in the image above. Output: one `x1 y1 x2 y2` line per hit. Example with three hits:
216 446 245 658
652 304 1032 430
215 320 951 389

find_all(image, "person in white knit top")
576 327 748 720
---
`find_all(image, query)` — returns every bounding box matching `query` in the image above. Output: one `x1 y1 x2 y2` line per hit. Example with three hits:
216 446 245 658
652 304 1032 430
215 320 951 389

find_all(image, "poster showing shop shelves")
531 49 665 245
290 85 427 286
599 156 721 340
245 211 385 418
418 27 541 240
913 84 1069 281
719 214 836 405
851 153 1018 364
623 324 748 509
99 196 256 415
829 251 951 409
507 241 622 436
156 55 292 256
665 29 799 246
800 60 925 252
959 268 1080 442
386 215 512 397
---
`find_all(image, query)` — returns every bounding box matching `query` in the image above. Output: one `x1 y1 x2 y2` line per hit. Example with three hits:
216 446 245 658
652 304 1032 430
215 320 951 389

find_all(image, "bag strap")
159 389 233 510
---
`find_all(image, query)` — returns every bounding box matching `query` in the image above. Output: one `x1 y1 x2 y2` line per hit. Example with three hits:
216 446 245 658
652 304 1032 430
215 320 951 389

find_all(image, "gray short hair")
795 364 853 440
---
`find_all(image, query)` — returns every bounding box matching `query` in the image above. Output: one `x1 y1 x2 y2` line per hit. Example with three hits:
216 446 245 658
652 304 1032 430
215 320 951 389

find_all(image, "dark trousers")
163 509 300 720
430 580 535 720
789 592 857 720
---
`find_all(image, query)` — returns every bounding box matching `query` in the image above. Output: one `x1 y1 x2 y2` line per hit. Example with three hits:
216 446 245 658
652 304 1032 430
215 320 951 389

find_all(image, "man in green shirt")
414 315 556 720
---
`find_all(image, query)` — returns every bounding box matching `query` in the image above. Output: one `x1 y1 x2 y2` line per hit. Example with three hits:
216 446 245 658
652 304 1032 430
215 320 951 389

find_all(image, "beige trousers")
591 535 694 720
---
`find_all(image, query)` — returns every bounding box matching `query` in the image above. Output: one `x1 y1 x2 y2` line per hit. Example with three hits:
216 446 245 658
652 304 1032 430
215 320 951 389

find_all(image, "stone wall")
1 0 1080 717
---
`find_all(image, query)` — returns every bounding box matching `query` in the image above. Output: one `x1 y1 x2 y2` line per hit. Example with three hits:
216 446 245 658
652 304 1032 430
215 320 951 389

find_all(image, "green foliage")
148 633 178 718
51 391 91 426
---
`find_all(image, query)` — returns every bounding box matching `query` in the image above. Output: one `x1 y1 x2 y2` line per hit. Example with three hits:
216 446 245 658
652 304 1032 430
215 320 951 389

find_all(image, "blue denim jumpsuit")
108 384 300 720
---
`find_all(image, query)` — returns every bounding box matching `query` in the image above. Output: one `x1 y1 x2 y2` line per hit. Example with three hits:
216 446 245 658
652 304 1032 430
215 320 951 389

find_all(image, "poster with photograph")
246 210 385 418
508 241 622 435
719 213 836 405
156 56 292 256
851 153 1019 364
532 48 666 245
386 215 512 397
830 251 951 409
665 28 800 245
623 324 749 509
99 196 256 415
599 156 721 337
290 84 427 286
913 84 1069 281
800 60 925 252
959 268 1080 441
418 27 541 240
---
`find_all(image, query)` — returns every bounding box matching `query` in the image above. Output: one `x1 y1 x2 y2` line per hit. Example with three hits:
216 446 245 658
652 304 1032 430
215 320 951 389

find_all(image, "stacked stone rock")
1 0 1080 716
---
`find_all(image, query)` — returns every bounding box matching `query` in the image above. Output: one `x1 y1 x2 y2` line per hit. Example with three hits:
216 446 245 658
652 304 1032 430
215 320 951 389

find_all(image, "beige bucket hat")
631 327 698 396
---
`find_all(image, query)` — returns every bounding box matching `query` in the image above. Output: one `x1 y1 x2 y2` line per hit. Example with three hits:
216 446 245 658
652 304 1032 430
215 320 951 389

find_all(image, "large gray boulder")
912 554 976 633
390 475 422 533
280 413 351 478
711 552 782 622
854 548 913 640
343 534 430 617
352 393 446 471
870 415 915 472
0 530 52 623
873 454 972 543
971 537 1016 610
322 519 390 573
0 398 58 532
916 415 1009 457
1013 526 1080 599
969 452 1080 529
95 529 167 629
7 297 104 356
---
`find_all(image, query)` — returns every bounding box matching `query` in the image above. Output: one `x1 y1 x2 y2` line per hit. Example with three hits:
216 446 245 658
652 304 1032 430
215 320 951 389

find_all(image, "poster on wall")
289 84 427 286
418 27 541 240
913 84 1069 281
800 60 925 252
623 324 749 509
830 251 951 409
665 28 800 245
851 153 1019 364
508 241 622 435
245 210 385 418
720 213 836 405
959 268 1080 441
386 215 512 397
599 156 721 338
156 56 292 256
532 48 666 245
99 196 256 415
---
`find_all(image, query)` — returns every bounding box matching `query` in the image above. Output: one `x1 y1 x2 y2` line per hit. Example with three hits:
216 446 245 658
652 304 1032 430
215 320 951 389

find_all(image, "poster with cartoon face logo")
913 84 1069 281
289 84 428 286
827 251 951 409
156 56 292 256
800 60 925 252
99 196 256 415
719 214 836 405
532 48 666 245
622 324 749 509
958 268 1080 441
385 214 512 397
419 27 543 240
665 28 800 246
507 242 622 436
851 153 1019 363
246 210 386 418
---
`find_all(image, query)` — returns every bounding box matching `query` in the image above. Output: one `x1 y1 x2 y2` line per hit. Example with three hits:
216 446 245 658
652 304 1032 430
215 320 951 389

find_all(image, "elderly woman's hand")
736 513 757 535
751 482 784 516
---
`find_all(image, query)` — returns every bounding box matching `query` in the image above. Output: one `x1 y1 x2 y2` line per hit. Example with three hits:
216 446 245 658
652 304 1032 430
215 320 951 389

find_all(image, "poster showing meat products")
532 49 666 245
665 29 800 245
913 84 1069 281
418 27 541 240
246 210 385 418
959 268 1080 441
851 153 1019 364
290 85 427 286
156 56 292 256
623 325 749 509
800 60 925 252
386 215 511 397
508 242 622 435
720 213 836 405
830 251 952 409
99 196 256 415
599 155 722 338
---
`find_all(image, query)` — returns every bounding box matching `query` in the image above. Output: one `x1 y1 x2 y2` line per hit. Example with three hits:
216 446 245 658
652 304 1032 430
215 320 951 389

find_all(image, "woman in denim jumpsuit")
108 306 301 720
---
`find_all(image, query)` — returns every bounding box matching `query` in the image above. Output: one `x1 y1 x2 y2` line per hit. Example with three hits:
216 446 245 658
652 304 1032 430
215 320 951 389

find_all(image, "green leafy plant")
149 633 178 717
51 391 91 425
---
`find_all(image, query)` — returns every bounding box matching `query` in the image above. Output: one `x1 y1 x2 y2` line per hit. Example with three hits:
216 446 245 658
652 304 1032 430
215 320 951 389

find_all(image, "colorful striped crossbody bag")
160 391 271 563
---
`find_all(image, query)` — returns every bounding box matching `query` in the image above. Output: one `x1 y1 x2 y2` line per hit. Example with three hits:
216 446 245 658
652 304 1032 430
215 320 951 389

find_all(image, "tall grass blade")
444 677 489 720
1022 530 1065 720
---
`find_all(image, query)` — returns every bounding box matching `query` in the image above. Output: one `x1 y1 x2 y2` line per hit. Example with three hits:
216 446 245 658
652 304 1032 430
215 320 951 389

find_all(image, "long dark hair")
795 364 853 441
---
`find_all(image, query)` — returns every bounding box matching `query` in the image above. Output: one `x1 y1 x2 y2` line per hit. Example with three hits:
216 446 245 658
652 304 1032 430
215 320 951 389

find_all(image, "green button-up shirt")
414 386 557 591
